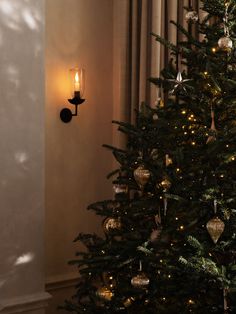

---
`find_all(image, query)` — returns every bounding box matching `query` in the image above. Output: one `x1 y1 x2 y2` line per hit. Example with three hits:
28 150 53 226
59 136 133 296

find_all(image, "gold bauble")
161 178 172 192
123 297 135 307
113 183 128 194
96 287 114 301
218 36 233 50
103 217 121 233
131 273 150 289
134 165 151 188
206 217 225 244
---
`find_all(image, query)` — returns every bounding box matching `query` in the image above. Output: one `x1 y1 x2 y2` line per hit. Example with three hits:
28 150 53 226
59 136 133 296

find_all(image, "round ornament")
185 10 199 22
206 217 225 244
134 165 151 189
113 183 128 194
161 178 172 192
131 273 150 289
103 217 121 233
218 36 233 50
96 287 114 301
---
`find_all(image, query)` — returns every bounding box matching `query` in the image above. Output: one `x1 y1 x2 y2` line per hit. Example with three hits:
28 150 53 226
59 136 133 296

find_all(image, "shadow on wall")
0 0 44 302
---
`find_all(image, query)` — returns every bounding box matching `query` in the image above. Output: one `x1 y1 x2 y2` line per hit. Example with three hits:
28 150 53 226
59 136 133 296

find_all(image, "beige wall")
45 0 113 311
0 0 49 313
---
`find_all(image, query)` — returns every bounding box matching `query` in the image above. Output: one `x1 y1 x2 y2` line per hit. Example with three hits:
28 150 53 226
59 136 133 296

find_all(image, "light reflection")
22 9 38 30
15 252 34 266
0 0 41 33
15 151 28 164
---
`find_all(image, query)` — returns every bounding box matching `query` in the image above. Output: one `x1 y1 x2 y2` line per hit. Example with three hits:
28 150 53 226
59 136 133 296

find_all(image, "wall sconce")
60 68 85 123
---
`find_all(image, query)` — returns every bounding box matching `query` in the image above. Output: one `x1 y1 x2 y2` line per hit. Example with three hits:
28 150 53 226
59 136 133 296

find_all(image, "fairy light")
220 174 224 178
175 217 179 221
212 47 216 53
182 110 186 115
168 274 171 278
176 168 180 172
204 71 208 75
184 132 188 135
226 144 229 148
191 130 195 134
180 225 184 230
188 299 195 305
231 156 235 161
191 141 196 146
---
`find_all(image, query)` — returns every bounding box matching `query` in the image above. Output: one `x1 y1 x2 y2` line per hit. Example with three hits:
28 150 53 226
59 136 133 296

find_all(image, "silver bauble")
218 36 233 50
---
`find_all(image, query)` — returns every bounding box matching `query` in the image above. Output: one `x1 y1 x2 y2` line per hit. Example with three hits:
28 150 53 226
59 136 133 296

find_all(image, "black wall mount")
60 91 85 123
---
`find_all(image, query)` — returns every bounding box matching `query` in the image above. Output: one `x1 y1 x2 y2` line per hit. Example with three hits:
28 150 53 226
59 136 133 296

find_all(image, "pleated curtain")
113 0 202 148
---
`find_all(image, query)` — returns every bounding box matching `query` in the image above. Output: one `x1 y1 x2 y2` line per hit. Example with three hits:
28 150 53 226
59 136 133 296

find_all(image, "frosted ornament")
218 36 233 50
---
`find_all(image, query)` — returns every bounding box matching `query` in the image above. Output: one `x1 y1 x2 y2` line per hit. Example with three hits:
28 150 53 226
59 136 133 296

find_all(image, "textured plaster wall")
0 0 45 308
45 0 113 310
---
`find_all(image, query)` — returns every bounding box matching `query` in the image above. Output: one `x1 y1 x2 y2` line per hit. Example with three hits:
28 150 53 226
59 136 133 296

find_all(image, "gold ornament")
159 99 164 108
123 297 135 307
131 273 150 289
113 183 128 194
206 217 225 244
161 178 172 192
165 154 173 166
218 36 233 50
134 165 150 189
103 217 121 233
185 10 199 22
96 287 114 301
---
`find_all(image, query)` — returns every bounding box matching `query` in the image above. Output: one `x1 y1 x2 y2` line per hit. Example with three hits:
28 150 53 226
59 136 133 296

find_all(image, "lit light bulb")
180 225 184 230
212 47 216 53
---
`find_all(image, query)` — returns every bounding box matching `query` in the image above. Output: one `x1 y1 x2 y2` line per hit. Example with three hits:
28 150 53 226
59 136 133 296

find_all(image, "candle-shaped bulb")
74 72 80 92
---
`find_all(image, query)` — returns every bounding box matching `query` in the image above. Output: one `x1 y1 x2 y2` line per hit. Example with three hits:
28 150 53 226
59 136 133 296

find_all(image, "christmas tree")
60 0 236 313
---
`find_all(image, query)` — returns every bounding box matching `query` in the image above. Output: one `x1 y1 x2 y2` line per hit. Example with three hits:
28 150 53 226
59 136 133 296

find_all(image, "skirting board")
45 273 79 292
0 292 51 314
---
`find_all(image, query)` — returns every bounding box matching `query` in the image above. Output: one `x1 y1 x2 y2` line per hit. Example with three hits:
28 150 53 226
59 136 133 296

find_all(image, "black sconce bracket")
60 92 85 123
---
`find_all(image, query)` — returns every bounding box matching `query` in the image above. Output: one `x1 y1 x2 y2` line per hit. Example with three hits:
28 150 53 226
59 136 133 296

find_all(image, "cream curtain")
113 0 201 131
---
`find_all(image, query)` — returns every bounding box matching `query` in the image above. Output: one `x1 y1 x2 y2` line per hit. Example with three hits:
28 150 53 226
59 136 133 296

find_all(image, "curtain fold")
113 0 201 146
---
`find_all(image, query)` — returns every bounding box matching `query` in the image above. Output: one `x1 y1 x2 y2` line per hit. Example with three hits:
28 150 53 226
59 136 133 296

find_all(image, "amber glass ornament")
206 217 225 244
96 287 114 301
